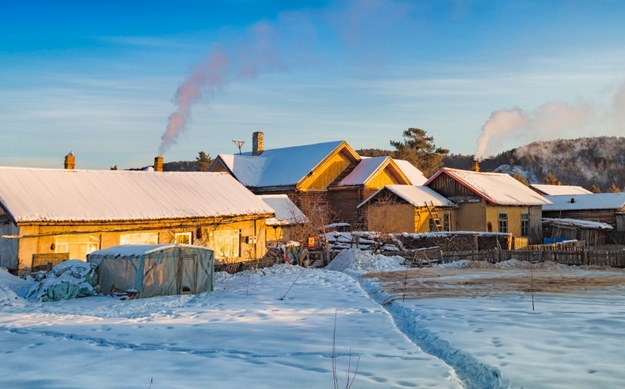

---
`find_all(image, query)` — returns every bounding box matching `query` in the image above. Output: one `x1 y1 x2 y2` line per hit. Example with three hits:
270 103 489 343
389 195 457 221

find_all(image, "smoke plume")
473 83 625 160
158 0 417 155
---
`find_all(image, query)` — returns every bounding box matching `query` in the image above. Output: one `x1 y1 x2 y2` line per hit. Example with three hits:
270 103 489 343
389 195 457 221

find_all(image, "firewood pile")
324 231 512 254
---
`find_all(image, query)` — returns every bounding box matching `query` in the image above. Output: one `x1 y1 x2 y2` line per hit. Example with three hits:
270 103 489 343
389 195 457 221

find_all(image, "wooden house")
425 168 551 245
358 185 457 233
258 194 308 243
209 132 426 226
0 166 275 272
542 218 613 246
542 193 625 232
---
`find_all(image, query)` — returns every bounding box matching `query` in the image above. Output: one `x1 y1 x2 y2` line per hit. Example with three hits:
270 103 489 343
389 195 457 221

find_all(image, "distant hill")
444 137 625 192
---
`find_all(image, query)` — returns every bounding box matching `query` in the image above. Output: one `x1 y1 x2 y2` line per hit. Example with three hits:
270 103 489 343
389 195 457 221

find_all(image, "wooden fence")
442 245 625 268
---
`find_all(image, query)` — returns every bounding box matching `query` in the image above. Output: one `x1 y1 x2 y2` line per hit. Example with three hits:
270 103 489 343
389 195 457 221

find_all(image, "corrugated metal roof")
0 167 275 223
427 168 552 206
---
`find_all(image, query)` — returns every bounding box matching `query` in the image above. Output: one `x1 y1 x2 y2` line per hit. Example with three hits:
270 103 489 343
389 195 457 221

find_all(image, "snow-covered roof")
393 160 428 185
530 184 592 196
338 156 389 186
358 185 456 209
542 218 613 230
543 193 625 211
215 141 348 188
258 194 308 226
426 168 552 206
88 244 213 257
0 167 275 223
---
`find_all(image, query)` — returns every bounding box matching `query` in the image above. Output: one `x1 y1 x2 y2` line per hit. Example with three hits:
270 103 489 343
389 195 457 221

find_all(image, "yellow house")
425 168 552 245
358 185 457 233
210 132 426 227
0 167 275 272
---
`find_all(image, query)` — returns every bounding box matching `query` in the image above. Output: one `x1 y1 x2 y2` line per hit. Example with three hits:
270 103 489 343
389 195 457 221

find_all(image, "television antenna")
232 140 245 155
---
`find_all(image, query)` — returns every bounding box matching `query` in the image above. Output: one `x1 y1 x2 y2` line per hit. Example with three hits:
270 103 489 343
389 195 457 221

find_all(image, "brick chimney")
64 152 75 169
472 160 480 172
252 131 264 156
154 156 164 172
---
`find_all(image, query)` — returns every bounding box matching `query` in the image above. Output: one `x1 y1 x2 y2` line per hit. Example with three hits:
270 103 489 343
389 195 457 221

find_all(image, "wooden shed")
88 244 214 298
542 193 625 231
358 185 457 233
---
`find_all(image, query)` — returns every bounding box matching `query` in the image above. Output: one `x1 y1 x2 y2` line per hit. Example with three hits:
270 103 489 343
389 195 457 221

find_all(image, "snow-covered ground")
2 250 625 388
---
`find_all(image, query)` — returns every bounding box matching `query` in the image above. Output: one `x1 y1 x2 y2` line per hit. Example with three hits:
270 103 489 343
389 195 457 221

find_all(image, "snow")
427 168 552 206
216 140 345 188
394 159 428 185
543 193 625 211
530 184 593 196
338 156 389 186
1 251 625 388
88 244 213 257
359 185 457 209
0 167 275 222
258 194 308 226
543 217 614 230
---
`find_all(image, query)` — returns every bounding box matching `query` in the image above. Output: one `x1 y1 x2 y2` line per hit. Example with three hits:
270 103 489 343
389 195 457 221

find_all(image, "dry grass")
363 266 625 300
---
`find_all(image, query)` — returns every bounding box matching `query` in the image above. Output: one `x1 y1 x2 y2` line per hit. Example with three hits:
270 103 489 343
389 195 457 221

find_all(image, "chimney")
64 152 75 169
472 160 480 172
154 156 164 172
252 131 264 156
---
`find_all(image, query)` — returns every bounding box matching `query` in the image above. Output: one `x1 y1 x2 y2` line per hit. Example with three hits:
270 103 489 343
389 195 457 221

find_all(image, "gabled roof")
258 194 308 226
358 185 456 209
393 160 428 185
530 184 592 196
212 140 355 189
543 193 625 211
338 156 389 186
426 168 552 206
0 167 275 223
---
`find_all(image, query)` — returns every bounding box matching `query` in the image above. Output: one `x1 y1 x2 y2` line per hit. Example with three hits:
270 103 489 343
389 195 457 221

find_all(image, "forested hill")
443 137 625 192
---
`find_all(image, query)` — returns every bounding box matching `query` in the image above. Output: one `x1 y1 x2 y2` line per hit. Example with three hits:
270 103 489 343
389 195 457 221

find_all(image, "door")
179 254 198 294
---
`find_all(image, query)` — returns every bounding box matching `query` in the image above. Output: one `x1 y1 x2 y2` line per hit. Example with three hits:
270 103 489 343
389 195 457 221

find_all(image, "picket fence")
443 244 625 268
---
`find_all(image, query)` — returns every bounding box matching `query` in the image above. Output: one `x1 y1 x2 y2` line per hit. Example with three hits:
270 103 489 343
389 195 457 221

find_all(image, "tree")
512 171 529 186
195 151 212 172
590 184 602 193
608 183 621 193
390 128 449 177
543 171 559 185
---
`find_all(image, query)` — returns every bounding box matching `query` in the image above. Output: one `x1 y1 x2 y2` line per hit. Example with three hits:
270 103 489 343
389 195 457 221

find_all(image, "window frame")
498 212 508 233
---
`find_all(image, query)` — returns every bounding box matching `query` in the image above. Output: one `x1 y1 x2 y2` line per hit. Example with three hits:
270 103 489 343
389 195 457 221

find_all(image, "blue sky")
2 0 625 169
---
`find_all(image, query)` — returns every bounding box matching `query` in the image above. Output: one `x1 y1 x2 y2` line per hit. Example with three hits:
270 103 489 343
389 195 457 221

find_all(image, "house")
209 132 425 226
425 168 552 245
357 185 457 233
258 194 308 243
0 163 275 272
530 184 593 196
87 244 214 298
542 193 625 233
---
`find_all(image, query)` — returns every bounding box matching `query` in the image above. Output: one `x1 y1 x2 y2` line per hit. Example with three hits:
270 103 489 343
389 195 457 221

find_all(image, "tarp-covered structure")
88 244 214 298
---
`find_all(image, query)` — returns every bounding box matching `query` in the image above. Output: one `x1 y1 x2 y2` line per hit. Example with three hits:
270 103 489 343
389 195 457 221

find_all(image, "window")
498 212 508 233
120 232 159 245
213 230 240 259
175 232 192 245
521 213 530 237
443 213 451 232
55 234 99 260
